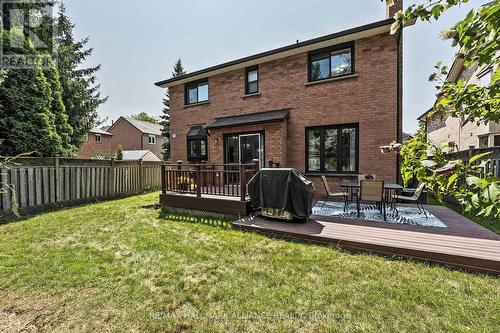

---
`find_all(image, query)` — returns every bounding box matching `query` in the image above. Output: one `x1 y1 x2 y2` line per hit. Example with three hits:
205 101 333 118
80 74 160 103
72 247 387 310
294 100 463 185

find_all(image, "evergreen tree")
0 30 63 156
44 58 75 155
115 145 123 160
55 2 107 148
160 58 186 161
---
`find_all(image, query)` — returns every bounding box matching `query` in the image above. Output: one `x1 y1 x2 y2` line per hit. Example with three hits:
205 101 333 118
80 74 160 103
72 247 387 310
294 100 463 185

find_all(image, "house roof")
122 150 160 161
110 117 162 136
89 128 113 136
155 18 395 88
417 58 466 121
187 126 208 138
205 109 290 129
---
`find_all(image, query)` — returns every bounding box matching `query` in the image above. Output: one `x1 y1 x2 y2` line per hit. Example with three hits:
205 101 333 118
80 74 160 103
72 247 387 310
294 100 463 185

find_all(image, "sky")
64 0 485 134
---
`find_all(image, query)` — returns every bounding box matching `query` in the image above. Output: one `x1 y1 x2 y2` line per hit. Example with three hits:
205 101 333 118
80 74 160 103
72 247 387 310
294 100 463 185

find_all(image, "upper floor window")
95 133 101 143
306 124 358 173
245 66 259 94
185 79 209 105
477 69 493 87
308 43 353 82
148 135 156 145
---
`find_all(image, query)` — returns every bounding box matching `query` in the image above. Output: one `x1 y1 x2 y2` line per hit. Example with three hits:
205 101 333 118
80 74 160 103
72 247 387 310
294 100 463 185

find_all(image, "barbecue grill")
248 168 315 221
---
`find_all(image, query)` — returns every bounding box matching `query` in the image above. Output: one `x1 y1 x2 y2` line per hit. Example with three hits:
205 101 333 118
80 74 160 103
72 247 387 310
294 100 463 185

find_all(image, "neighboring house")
108 117 164 158
155 1 404 192
122 150 161 162
77 128 114 159
418 58 499 152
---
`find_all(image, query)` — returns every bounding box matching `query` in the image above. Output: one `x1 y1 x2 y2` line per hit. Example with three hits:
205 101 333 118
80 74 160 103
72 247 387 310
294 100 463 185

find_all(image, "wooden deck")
233 205 500 275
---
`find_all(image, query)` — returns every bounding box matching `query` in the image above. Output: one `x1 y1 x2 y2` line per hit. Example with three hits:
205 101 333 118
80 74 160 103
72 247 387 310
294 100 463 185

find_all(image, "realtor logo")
0 0 57 69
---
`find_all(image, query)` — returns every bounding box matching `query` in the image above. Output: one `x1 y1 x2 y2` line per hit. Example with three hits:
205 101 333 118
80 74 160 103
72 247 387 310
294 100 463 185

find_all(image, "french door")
224 132 264 167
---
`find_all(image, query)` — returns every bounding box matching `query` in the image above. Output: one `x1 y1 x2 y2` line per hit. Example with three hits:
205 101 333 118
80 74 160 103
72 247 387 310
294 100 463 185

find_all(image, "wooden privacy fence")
0 157 162 214
446 146 500 178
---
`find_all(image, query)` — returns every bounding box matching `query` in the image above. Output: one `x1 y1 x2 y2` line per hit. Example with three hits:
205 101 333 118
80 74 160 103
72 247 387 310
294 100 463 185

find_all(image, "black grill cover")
248 168 315 221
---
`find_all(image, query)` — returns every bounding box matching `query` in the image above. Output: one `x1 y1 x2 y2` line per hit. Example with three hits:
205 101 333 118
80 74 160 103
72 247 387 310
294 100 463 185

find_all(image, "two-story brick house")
155 1 403 193
107 117 164 158
77 117 164 159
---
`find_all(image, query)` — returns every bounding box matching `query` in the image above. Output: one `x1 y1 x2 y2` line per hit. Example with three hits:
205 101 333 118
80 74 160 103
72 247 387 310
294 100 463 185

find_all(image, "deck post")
239 164 246 201
196 164 201 197
161 164 166 194
252 159 260 171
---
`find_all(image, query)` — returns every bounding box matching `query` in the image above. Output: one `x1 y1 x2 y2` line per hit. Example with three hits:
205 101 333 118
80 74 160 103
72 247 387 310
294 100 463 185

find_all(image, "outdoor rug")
312 201 447 228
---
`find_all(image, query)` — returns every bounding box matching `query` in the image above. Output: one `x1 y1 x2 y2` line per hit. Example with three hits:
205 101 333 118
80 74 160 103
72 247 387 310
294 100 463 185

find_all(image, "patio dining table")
341 182 403 208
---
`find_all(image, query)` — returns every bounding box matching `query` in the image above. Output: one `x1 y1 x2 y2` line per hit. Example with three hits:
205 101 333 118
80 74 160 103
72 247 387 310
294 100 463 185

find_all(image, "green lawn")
1 193 499 332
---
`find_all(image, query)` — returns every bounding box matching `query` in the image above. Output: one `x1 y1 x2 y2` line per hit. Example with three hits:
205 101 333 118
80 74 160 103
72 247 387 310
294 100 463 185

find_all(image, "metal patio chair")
357 180 386 221
392 182 427 218
321 175 348 211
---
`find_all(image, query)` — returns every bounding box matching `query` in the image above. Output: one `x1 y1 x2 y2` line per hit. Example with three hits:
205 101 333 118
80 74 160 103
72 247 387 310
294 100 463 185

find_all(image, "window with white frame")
95 133 101 143
148 135 156 144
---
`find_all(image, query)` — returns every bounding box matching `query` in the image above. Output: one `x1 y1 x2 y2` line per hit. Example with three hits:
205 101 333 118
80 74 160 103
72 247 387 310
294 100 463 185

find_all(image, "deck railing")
161 162 259 201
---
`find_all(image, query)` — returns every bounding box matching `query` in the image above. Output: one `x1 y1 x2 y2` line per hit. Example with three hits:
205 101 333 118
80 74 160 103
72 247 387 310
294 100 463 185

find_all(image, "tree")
44 58 75 156
384 0 500 218
55 2 108 149
0 30 64 156
130 112 160 124
160 58 186 161
115 145 123 160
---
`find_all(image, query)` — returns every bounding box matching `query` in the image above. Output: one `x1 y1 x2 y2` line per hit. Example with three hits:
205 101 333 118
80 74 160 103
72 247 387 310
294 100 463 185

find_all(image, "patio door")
224 132 264 167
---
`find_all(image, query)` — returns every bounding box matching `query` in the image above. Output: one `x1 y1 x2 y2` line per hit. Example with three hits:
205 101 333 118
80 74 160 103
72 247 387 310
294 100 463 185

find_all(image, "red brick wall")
107 119 163 158
77 133 113 158
168 32 401 195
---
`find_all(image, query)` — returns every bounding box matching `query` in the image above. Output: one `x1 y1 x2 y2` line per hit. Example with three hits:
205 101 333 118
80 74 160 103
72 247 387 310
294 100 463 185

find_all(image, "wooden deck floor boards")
233 205 500 275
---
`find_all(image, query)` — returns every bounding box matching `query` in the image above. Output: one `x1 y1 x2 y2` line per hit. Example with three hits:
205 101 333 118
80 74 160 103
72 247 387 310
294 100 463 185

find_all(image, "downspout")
396 28 402 184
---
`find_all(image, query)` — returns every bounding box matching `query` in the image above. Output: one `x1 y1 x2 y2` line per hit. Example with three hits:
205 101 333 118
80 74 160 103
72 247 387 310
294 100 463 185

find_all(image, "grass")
0 193 499 332
426 195 500 235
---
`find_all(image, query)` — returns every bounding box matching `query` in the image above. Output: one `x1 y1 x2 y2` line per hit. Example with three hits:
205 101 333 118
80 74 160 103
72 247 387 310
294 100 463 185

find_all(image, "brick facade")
168 32 402 195
77 132 113 158
108 118 164 158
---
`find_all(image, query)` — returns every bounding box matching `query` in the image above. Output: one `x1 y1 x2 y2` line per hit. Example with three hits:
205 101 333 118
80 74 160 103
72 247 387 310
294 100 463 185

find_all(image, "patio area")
233 203 500 275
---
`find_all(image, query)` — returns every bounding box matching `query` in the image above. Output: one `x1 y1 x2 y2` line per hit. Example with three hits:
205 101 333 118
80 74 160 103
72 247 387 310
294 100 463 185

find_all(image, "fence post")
196 165 201 197
108 158 115 196
54 157 60 202
161 164 166 194
468 146 474 159
239 164 246 201
139 159 144 191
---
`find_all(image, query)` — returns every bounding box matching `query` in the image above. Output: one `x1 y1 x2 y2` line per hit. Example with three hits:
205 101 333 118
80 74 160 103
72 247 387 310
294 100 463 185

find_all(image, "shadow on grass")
159 209 233 229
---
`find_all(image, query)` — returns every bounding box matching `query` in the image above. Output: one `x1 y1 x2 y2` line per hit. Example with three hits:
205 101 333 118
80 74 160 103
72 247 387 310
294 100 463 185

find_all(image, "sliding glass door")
224 132 264 167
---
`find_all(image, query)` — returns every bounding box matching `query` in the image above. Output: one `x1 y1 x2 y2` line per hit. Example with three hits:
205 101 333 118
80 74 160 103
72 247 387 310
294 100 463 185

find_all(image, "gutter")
396 28 402 184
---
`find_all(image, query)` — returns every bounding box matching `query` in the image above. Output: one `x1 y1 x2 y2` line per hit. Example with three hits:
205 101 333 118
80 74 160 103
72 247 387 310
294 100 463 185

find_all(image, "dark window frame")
185 79 209 105
187 138 208 161
245 65 259 95
307 42 355 82
223 130 265 166
305 123 359 174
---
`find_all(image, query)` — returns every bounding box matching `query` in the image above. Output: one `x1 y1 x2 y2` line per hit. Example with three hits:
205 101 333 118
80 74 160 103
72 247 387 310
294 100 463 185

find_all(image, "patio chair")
349 174 377 203
392 182 427 218
321 175 348 211
357 180 386 221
